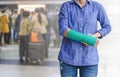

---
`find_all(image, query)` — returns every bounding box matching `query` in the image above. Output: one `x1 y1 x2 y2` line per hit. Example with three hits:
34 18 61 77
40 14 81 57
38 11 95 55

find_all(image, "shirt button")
80 48 82 50
80 28 82 30
80 18 83 20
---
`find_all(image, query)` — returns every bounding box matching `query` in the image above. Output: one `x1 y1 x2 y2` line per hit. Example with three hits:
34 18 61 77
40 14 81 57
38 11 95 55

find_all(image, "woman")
32 8 48 58
58 0 111 77
0 9 9 46
18 10 32 64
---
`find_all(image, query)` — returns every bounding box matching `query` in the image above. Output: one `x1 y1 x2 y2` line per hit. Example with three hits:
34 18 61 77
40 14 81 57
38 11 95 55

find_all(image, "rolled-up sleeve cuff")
97 30 105 39
59 26 68 36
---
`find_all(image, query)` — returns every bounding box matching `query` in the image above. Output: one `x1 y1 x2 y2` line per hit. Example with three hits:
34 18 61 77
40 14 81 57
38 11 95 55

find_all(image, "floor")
0 45 61 77
0 37 120 77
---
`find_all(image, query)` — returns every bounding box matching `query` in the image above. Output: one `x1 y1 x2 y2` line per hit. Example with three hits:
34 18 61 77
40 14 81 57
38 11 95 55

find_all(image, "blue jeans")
60 61 98 77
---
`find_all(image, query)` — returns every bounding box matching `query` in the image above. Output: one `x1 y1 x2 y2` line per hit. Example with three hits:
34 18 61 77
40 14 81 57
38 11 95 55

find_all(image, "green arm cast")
67 30 98 46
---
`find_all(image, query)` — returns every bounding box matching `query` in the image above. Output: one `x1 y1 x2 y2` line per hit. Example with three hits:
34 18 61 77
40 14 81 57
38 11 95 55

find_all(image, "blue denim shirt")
58 0 111 66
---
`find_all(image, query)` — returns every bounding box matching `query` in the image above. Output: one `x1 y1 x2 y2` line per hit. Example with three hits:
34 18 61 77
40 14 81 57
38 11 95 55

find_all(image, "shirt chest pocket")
83 13 98 34
68 10 79 29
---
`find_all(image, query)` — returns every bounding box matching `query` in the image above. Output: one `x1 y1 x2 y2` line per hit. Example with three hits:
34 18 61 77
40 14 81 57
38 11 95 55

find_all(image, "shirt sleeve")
58 3 69 36
97 4 111 38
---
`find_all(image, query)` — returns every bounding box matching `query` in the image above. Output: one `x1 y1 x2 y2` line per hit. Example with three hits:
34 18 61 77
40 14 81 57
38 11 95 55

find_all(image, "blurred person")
52 13 61 48
14 8 24 43
46 10 54 47
6 9 13 44
11 9 18 43
32 8 48 58
0 9 9 46
46 8 61 48
0 9 1 43
18 10 32 64
49 26 56 47
39 7 49 58
0 10 2 34
29 11 35 20
12 9 18 26
58 0 111 77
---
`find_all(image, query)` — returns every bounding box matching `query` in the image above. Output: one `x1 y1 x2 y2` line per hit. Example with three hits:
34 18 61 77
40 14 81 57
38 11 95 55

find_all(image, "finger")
82 42 89 46
94 40 100 47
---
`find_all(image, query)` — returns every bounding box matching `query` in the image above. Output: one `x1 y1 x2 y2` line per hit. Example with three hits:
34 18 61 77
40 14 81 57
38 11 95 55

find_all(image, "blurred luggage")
28 42 45 64
28 29 45 64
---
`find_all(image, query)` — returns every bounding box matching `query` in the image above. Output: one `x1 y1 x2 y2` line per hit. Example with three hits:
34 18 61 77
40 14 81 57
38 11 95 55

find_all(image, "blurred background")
0 0 120 77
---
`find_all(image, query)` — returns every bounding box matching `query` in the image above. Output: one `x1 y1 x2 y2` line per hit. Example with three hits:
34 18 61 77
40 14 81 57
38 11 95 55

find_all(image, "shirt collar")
70 0 92 4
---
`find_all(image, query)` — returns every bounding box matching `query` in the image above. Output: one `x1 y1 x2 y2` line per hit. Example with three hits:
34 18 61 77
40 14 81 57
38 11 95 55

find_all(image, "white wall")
94 0 120 77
